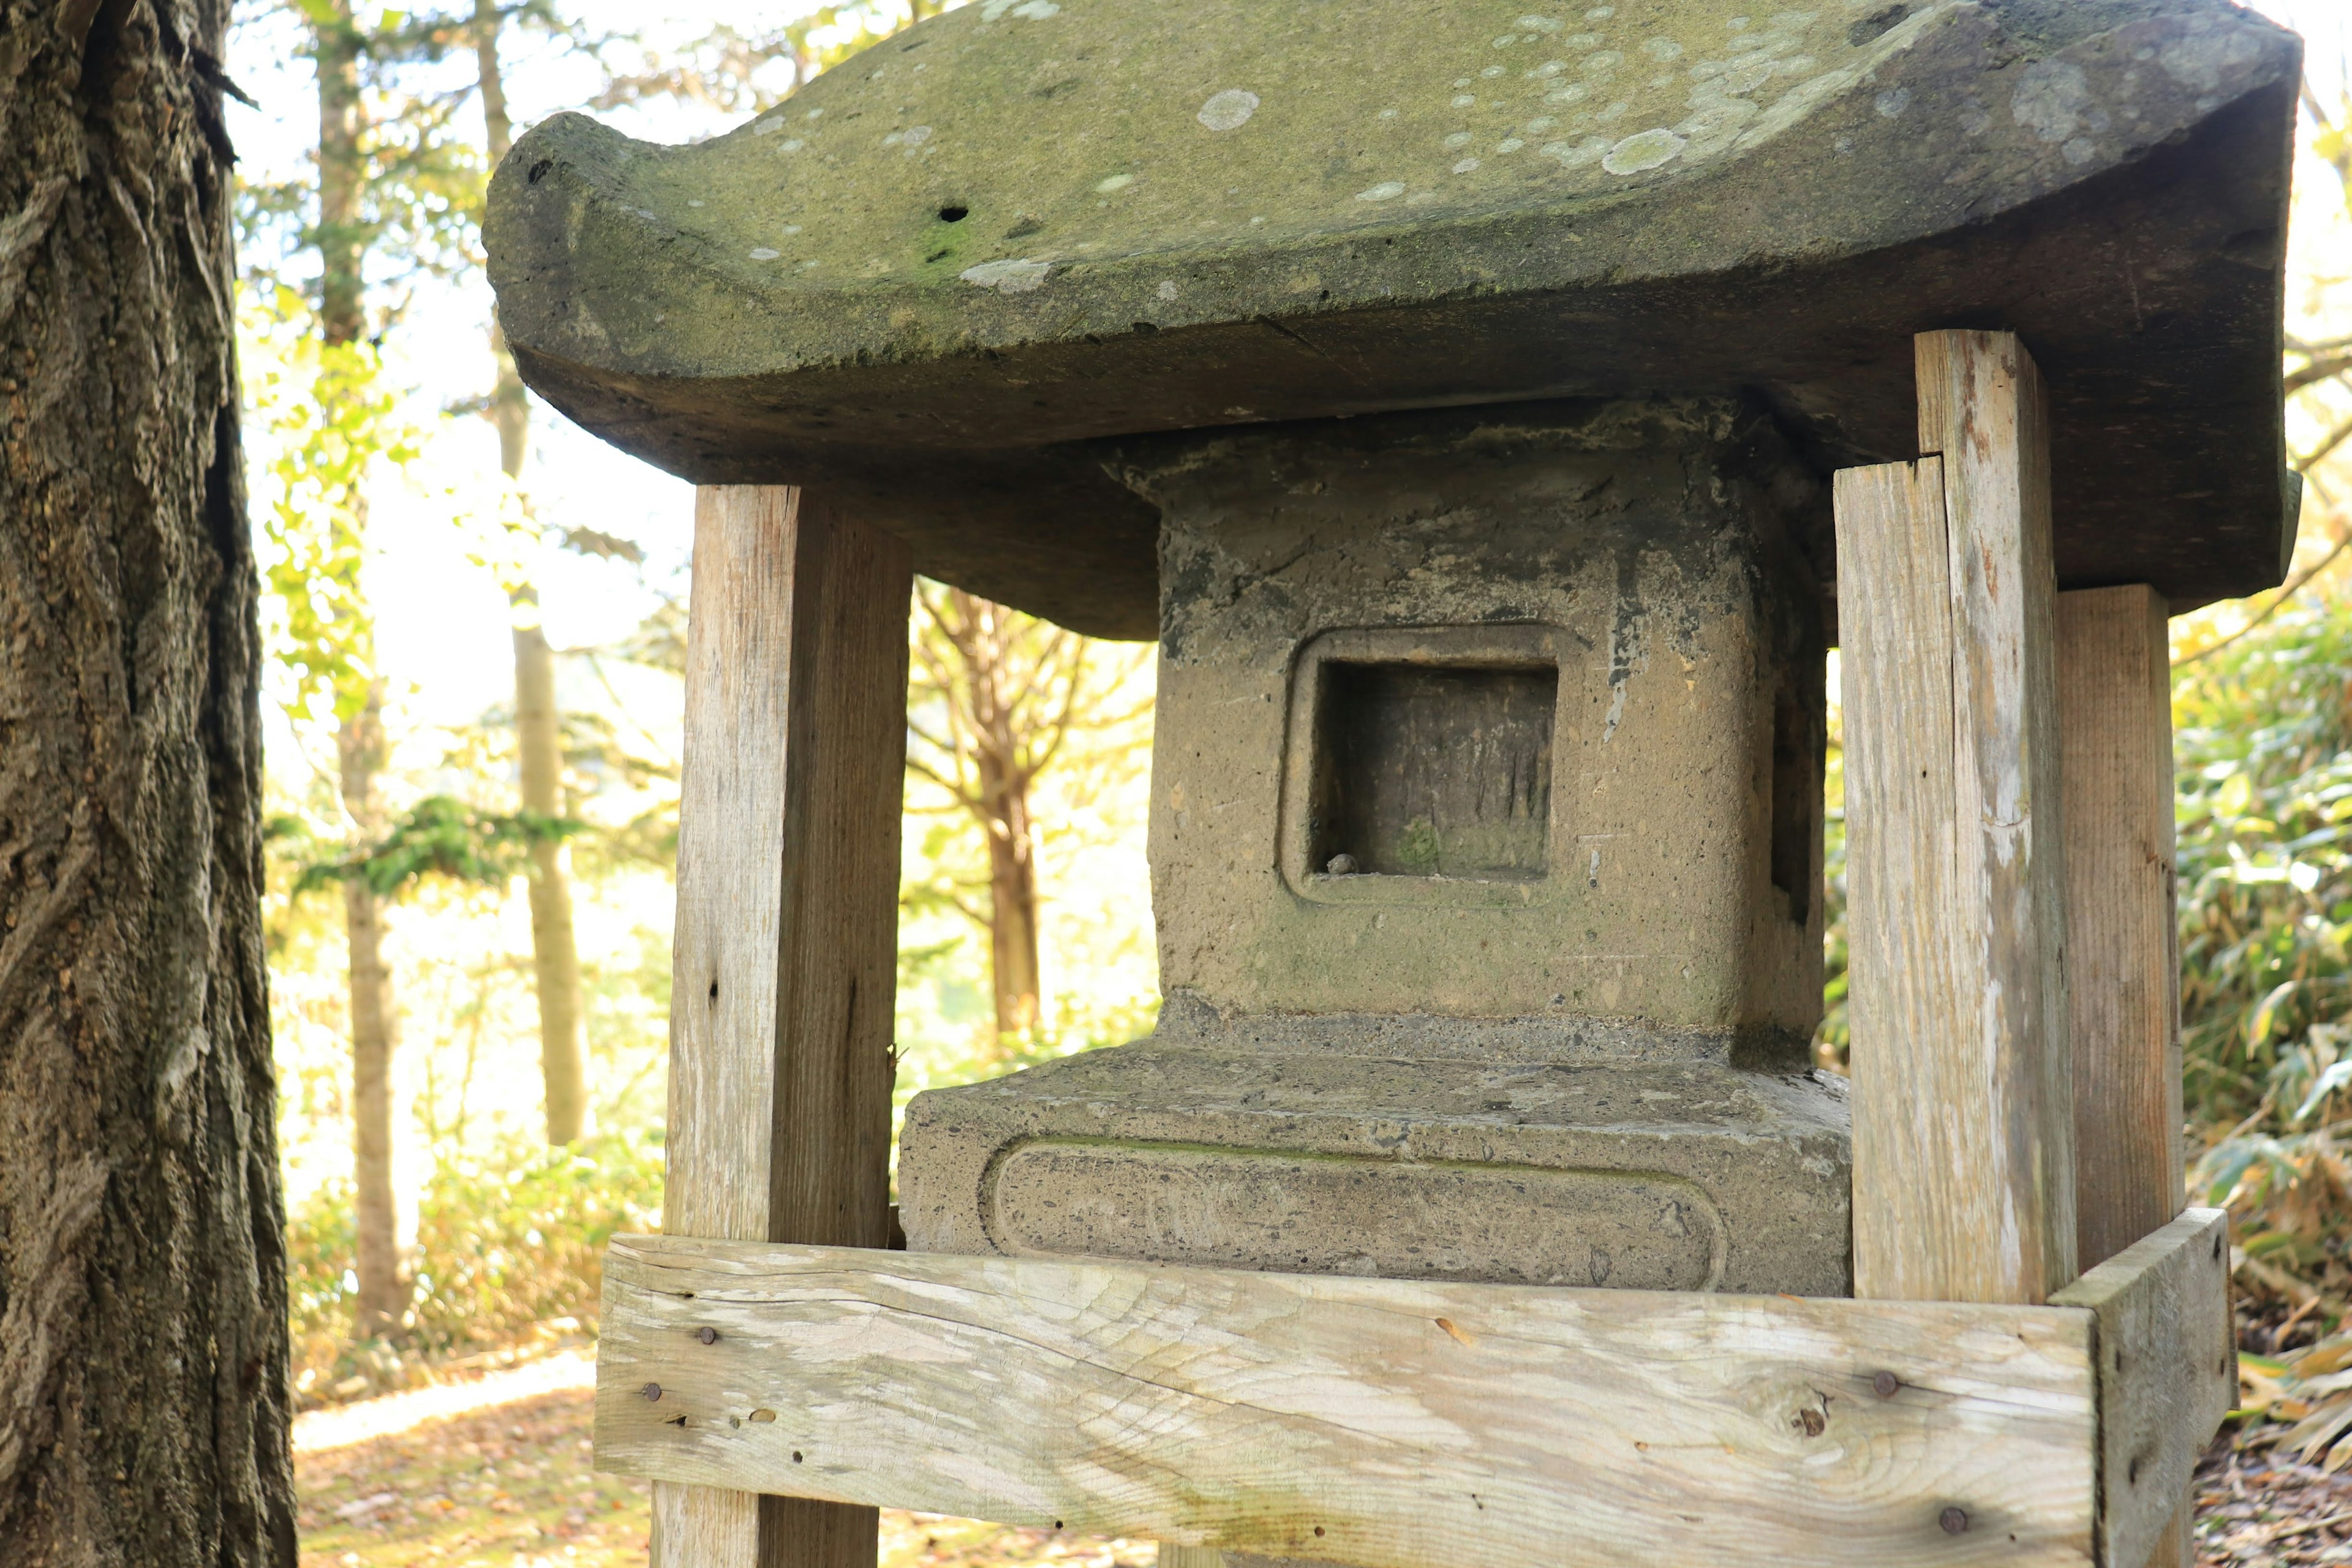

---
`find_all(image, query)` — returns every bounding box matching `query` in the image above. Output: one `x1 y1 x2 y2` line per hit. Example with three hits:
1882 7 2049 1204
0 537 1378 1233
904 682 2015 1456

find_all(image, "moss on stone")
485 0 2301 630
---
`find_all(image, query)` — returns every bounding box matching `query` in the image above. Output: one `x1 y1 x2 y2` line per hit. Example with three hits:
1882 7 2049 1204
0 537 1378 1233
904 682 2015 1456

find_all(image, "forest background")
227 0 2352 1437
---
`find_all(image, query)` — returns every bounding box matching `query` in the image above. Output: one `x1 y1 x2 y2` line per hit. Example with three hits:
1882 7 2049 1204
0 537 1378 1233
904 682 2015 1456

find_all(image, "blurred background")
222 1 2352 1563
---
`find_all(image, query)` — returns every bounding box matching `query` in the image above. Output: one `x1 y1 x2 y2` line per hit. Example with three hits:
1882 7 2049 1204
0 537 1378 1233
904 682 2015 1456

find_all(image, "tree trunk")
0 0 298 1558
513 602 589 1142
976 748 1042 1038
316 0 412 1334
315 5 364 351
339 694 410 1338
477 0 589 1142
959 592 1043 1037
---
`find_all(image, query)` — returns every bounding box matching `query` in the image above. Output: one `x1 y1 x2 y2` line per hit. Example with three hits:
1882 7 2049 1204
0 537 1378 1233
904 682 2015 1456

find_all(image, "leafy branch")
285 796 585 899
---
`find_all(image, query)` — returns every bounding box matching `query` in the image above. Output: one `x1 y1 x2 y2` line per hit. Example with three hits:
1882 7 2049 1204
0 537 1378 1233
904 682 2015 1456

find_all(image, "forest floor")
297 1354 2340 1568
2195 1441 2352 1565
293 1354 1156 1568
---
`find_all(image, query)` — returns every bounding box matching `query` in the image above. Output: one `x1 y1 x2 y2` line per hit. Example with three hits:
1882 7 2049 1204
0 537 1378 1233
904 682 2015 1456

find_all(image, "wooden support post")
2058 583 2196 1568
654 486 911 1568
2058 584 2184 1266
1836 329 2077 1305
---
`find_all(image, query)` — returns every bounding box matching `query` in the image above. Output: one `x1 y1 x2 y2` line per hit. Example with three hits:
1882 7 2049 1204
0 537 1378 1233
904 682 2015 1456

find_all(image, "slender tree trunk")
477 1 589 1141
337 693 409 1338
315 6 364 352
513 597 590 1140
949 590 1044 1036
316 0 412 1334
976 747 1042 1037
0 0 297 1557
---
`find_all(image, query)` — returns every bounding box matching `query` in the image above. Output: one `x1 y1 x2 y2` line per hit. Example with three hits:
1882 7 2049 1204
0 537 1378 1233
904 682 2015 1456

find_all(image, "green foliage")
287 1129 665 1400
2176 608 2352 1131
245 283 417 722
1815 696 1850 1066
290 794 583 899
2169 597 2352 1330
238 2 501 306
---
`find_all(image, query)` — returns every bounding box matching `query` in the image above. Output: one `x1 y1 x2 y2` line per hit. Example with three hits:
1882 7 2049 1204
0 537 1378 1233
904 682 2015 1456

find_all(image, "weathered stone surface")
897 1042 1852 1295
1138 399 1825 1045
899 397 1847 1294
487 0 2298 633
990 1144 1727 1289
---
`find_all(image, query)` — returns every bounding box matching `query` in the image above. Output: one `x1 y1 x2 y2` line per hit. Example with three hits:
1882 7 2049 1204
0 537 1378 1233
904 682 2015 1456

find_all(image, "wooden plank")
595 1235 2101 1568
2057 584 2184 1268
2056 582 2193 1568
1156 1547 1224 1568
654 486 912 1568
1838 329 2076 1305
2050 1209 2233 1568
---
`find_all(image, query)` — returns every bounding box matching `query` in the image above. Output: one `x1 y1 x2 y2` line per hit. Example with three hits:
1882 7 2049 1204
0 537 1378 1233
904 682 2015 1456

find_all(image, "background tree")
252 0 480 1341
591 1 953 116
317 0 410 1345
469 0 598 1145
905 584 1151 1038
235 0 1160 1430
251 291 415 1340
0 0 296 1556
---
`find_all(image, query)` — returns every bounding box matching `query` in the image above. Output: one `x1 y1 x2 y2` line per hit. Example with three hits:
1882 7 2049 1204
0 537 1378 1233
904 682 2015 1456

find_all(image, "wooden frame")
657 487 911 1568
1838 331 2076 1307
595 1210 2231 1568
633 331 2225 1568
2059 582 2194 1566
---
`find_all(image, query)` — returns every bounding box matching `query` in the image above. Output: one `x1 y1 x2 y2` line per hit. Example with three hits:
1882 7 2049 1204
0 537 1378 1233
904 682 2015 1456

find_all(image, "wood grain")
2057 584 2184 1269
653 486 912 1568
2056 582 2193 1567
1838 330 2076 1305
1156 1547 1225 1568
2050 1209 2233 1568
595 1235 2105 1568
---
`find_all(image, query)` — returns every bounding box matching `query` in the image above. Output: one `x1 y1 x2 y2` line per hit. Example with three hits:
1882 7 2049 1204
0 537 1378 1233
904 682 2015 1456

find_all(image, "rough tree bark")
0 0 298 1559
312 0 410 1336
476 0 589 1144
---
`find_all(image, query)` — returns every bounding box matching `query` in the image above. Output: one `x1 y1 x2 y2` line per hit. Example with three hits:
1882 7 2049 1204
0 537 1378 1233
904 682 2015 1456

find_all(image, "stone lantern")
901 393 1850 1294
488 0 2297 1348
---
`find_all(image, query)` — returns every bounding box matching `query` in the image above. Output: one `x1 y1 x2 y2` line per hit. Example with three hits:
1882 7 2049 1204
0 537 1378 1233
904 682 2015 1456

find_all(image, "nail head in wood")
1874 1371 1901 1398
1939 1508 1969 1536
698 1326 718 1344
641 1382 663 1402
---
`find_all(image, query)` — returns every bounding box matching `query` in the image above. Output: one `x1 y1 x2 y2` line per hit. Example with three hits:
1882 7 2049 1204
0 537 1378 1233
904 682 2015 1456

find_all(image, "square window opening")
1308 662 1556 880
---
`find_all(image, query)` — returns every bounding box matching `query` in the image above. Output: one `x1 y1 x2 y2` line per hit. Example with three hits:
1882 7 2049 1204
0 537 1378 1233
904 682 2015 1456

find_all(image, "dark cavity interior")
1313 663 1555 880
1770 685 1816 924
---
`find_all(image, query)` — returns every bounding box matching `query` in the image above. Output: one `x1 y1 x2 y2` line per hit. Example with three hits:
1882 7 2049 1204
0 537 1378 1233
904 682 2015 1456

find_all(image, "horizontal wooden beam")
594 1210 2230 1568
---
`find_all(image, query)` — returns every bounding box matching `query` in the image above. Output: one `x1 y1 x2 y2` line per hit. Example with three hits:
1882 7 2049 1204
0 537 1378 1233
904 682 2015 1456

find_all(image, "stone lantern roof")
486 0 2299 639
